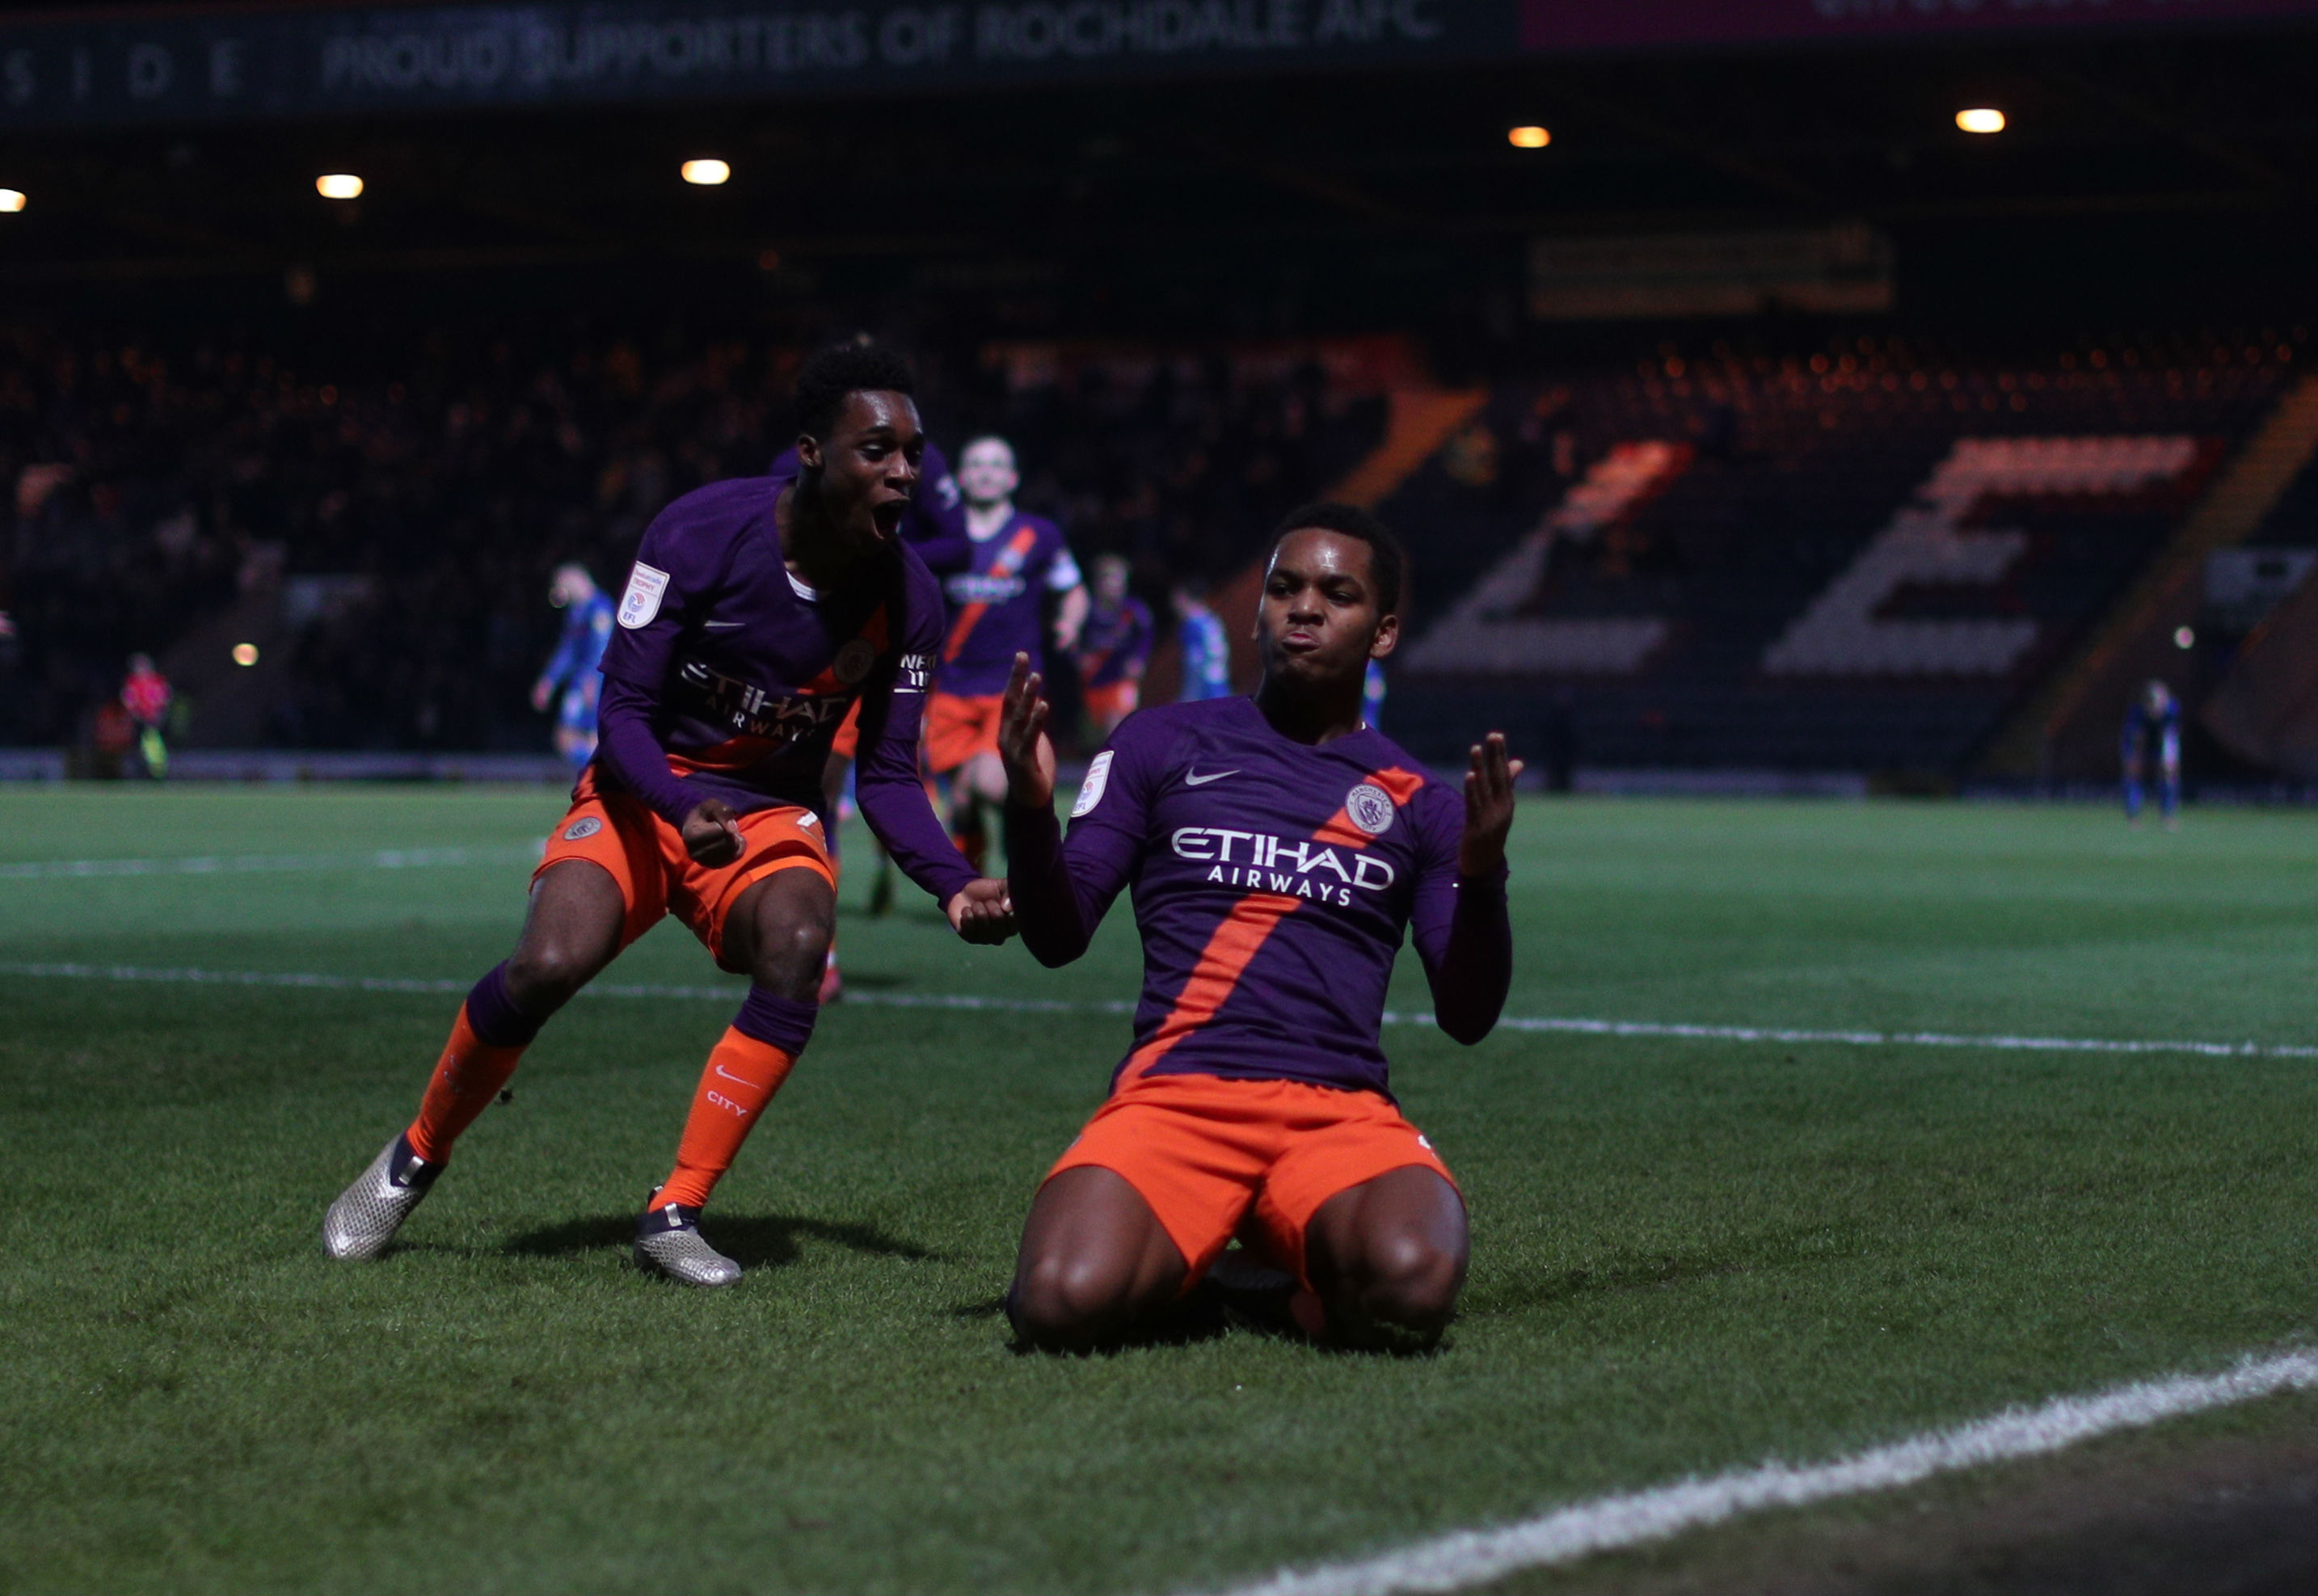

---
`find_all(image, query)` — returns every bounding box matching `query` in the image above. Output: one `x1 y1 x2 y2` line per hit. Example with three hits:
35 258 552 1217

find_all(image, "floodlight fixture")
1507 126 1551 149
682 158 732 186
2173 626 2196 651
316 174 365 199
1954 108 2006 135
232 642 261 667
0 190 24 213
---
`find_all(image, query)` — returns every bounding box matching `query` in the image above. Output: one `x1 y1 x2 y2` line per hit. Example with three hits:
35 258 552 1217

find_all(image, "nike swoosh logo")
1184 769 1237 786
703 621 745 630
714 1064 766 1089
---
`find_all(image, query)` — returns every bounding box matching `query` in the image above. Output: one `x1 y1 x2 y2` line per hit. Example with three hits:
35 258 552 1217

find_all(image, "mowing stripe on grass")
2 960 2313 1060
1199 1349 2318 1596
0 844 542 880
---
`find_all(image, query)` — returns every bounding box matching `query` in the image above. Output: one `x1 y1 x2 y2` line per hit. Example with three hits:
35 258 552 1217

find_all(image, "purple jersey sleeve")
853 549 978 907
595 676 705 827
1405 785 1512 1045
1004 716 1161 967
600 504 728 695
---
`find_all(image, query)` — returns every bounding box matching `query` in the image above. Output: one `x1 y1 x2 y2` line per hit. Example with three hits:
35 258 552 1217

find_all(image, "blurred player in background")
1172 583 1230 701
997 503 1518 1352
120 653 171 779
926 434 1087 870
326 343 1014 1287
2122 679 2181 828
1075 554 1152 738
1362 657 1386 732
531 563 615 773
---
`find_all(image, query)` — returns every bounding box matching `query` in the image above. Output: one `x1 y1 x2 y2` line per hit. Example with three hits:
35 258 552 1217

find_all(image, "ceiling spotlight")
1954 107 2006 135
315 174 364 199
681 158 731 186
0 190 24 213
1507 126 1551 149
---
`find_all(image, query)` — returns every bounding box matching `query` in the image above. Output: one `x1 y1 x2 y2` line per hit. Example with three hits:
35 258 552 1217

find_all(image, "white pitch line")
0 844 541 881
0 961 2309 1060
1196 1349 2318 1596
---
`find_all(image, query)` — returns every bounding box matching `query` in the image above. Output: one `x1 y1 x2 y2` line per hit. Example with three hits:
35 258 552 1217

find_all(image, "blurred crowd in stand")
0 321 1383 753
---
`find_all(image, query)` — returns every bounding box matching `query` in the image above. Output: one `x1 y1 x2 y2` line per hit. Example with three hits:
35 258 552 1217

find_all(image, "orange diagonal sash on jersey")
942 524 1041 664
1116 764 1427 1085
799 605 890 697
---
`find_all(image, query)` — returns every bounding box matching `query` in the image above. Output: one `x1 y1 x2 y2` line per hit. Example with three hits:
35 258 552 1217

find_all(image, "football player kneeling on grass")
996 503 1519 1351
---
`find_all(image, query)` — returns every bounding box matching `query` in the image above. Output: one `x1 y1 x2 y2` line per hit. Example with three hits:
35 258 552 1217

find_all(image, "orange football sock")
406 1004 526 1164
653 1029 800 1211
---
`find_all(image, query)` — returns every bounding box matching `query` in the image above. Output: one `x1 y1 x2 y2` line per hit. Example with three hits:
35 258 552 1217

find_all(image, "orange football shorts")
829 700 862 763
1082 680 1140 734
923 690 1004 775
534 765 833 966
1045 1070 1457 1291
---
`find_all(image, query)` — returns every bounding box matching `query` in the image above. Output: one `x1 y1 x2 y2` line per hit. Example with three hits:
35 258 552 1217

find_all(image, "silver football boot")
322 1133 440 1259
634 1198 741 1287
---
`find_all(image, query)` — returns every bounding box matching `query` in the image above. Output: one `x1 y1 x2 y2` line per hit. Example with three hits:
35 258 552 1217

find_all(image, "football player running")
324 343 1014 1286
997 503 1519 1350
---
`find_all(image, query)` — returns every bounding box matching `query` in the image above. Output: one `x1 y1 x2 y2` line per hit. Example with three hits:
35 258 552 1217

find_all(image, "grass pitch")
1 786 2312 1594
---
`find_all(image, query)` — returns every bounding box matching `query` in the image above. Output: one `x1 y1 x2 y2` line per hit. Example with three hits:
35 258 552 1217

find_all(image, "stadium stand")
4 317 2311 777
0 324 1384 754
1384 333 2307 775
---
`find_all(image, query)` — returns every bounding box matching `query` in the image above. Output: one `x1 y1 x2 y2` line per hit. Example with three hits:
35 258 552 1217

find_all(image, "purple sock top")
466 962 543 1050
733 987 819 1055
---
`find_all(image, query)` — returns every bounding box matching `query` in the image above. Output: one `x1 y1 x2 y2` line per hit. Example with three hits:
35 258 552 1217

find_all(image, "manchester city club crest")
562 817 604 841
1345 782 1396 836
834 638 879 684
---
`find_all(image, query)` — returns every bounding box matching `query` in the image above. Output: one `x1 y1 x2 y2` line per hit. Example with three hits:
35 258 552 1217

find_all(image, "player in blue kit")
2122 679 2181 828
532 563 616 773
996 503 1520 1350
1173 582 1231 701
325 343 1014 1286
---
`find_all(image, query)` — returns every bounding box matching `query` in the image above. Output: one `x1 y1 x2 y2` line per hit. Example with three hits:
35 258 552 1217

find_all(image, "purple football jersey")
1006 696 1511 1096
938 512 1081 697
1077 596 1153 689
595 475 972 905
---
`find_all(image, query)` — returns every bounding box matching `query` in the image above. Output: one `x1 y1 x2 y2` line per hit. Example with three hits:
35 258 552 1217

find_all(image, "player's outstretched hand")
1458 732 1525 878
681 797 747 867
947 877 1017 945
998 651 1057 811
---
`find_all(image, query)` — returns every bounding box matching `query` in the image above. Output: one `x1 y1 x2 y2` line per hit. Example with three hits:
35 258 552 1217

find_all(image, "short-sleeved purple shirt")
1055 696 1468 1096
938 512 1081 697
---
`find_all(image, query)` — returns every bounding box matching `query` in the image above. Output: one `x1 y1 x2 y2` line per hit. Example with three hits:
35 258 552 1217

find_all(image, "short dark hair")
1271 501 1406 616
794 339 916 440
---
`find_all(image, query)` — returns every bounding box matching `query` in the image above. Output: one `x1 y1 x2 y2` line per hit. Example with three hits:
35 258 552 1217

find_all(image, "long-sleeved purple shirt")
1005 695 1512 1097
593 474 974 908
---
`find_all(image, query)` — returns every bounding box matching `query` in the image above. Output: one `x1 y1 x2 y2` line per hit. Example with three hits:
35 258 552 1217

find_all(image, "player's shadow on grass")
1459 1220 1861 1316
835 970 912 992
506 1213 942 1270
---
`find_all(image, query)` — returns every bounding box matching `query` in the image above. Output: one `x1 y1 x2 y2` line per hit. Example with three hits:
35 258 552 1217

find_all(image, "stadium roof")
0 2 2310 339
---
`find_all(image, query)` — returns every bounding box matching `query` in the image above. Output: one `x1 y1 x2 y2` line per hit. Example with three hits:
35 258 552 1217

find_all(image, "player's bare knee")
1360 1233 1463 1331
505 941 596 1011
1010 1253 1136 1349
746 913 830 996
